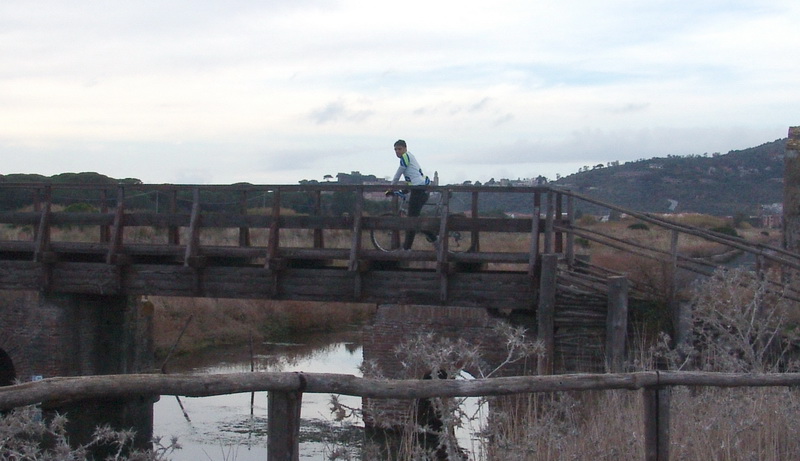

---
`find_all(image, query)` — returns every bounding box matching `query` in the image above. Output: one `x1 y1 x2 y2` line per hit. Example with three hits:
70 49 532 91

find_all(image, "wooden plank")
437 189 450 303
183 189 201 267
544 190 554 253
266 188 281 269
168 189 180 245
538 254 557 375
529 205 541 275
470 191 480 251
106 187 125 265
238 190 251 247
605 276 628 373
268 391 303 461
348 187 364 272
643 386 671 461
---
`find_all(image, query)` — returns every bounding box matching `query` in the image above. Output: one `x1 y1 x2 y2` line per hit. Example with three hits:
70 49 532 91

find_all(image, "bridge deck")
0 183 570 309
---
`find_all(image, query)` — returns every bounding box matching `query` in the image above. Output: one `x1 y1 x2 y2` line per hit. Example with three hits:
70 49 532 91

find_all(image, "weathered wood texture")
3 370 798 460
0 183 571 309
0 262 539 309
3 370 800 411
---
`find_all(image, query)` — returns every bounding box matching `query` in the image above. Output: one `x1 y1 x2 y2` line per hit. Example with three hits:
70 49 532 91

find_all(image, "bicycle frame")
371 190 473 252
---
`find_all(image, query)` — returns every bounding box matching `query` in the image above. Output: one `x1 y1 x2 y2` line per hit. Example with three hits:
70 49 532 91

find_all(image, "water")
153 330 365 461
153 329 487 461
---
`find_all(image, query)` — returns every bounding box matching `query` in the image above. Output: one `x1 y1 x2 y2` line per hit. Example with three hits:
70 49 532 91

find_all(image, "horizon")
0 134 787 185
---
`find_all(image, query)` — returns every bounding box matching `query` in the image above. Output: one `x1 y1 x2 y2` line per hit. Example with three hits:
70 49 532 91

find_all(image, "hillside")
0 138 787 218
551 138 786 217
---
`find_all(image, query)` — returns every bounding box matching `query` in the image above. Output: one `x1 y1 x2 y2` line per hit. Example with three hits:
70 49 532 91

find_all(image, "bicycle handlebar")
385 190 407 199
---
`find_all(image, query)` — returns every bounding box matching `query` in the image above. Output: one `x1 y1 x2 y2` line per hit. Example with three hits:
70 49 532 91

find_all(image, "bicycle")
370 190 474 252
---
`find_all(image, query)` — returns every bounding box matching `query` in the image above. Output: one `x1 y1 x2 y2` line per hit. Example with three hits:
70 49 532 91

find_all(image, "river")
152 329 486 460
153 330 366 460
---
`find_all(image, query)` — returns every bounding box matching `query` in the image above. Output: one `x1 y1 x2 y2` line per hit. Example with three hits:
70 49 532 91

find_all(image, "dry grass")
151 297 376 358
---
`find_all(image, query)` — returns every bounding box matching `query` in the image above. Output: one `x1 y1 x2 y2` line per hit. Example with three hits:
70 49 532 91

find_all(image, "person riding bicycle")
387 139 437 250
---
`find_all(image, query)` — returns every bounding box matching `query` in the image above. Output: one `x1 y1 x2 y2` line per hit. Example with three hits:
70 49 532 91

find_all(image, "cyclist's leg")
404 190 428 249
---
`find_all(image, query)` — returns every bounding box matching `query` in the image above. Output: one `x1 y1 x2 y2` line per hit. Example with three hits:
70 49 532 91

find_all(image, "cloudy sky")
1 1 797 185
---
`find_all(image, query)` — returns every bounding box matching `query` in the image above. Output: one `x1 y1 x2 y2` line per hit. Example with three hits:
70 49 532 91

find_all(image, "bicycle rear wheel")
371 212 404 251
446 213 474 253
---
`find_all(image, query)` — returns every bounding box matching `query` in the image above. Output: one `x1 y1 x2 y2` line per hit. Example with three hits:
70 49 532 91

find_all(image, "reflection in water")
154 330 365 461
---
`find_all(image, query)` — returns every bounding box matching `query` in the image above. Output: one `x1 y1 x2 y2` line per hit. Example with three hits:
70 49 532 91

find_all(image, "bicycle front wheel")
447 213 474 253
371 212 404 251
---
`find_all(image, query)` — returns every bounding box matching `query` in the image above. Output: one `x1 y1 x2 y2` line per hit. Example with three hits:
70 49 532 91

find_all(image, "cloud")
310 100 375 124
0 0 797 186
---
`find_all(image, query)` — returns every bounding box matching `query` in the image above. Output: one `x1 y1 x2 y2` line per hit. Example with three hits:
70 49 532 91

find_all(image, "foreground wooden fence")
2 371 800 461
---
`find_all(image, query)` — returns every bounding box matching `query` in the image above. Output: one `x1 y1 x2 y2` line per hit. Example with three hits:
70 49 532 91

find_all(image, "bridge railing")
2 370 799 461
0 182 571 274
554 189 800 302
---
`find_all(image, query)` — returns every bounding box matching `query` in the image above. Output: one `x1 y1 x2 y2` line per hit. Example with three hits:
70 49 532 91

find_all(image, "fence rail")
2 370 799 461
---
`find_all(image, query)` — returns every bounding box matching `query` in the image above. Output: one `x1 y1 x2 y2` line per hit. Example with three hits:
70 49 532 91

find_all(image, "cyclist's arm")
390 164 405 186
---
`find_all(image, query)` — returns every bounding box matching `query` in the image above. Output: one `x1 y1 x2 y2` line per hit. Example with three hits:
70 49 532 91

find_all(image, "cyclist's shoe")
425 234 438 243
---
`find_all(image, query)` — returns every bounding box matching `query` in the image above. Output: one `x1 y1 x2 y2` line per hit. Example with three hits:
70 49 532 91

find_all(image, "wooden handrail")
3 370 799 412
3 370 799 461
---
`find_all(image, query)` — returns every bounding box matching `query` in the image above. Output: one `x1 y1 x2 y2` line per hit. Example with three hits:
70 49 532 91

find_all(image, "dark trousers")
404 190 434 249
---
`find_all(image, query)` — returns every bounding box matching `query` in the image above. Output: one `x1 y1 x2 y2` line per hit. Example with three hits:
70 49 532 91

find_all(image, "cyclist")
387 139 437 249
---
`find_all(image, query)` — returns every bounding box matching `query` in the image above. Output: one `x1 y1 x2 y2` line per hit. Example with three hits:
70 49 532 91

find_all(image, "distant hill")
1 139 787 218
551 138 787 217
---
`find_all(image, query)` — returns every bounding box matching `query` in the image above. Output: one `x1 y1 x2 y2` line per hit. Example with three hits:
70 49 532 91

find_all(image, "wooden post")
106 187 125 265
348 187 364 273
565 193 575 268
544 190 554 253
528 205 541 276
783 126 800 285
168 189 179 245
312 190 324 249
529 191 541 275
183 188 201 267
555 192 563 253
643 385 671 461
538 254 557 375
471 190 480 251
783 126 800 255
33 185 52 263
266 188 281 269
238 190 250 247
606 276 628 373
267 391 303 461
100 188 111 243
437 188 450 304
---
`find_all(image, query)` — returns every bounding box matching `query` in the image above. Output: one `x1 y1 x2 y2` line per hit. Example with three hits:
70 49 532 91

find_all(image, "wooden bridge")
0 181 798 308
0 183 576 309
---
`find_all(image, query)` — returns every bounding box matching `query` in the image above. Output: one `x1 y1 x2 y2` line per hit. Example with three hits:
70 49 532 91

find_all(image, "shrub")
627 222 649 231
0 405 179 460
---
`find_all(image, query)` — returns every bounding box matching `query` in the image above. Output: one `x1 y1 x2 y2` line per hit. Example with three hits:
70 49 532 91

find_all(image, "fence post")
106 186 125 265
643 384 671 461
566 193 575 268
544 190 554 253
538 254 557 375
312 190 324 249
239 189 251 247
267 391 303 461
168 188 180 245
183 188 201 268
606 276 628 373
471 190 480 251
